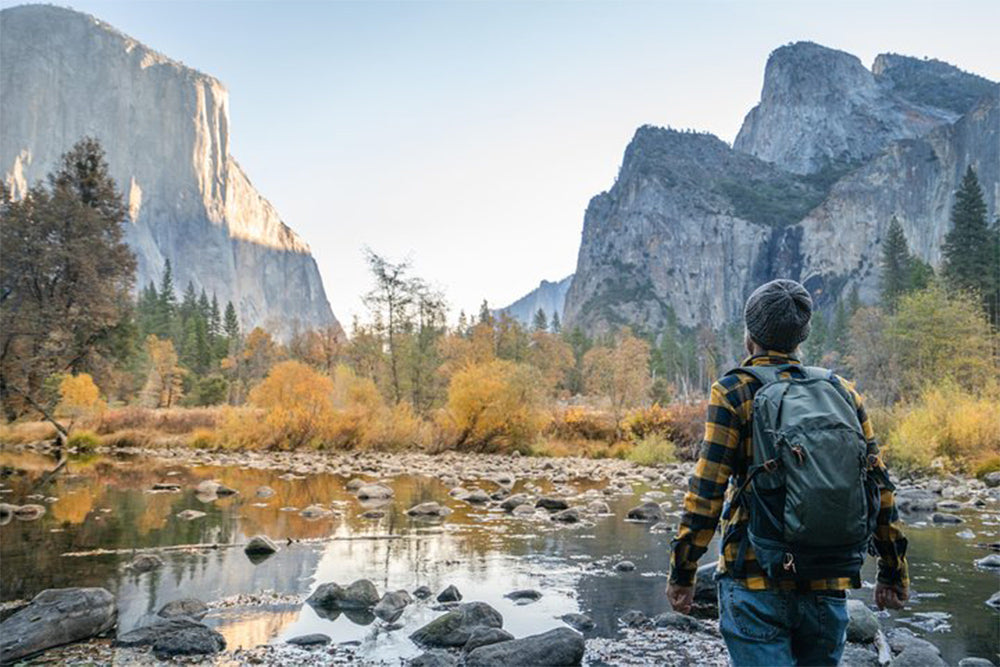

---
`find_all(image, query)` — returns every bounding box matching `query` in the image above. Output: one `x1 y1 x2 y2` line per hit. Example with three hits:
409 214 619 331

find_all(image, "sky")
3 0 998 326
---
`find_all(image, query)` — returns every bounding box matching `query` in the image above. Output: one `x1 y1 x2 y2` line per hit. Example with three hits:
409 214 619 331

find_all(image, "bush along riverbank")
1 443 998 665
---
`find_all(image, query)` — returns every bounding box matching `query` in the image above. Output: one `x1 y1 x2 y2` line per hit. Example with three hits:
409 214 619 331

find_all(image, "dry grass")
92 406 223 435
0 421 58 445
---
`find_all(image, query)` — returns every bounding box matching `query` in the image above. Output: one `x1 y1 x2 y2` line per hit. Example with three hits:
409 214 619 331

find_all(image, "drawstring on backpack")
783 552 797 573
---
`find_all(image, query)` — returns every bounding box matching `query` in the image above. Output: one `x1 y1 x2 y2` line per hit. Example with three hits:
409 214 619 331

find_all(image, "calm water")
1 450 997 664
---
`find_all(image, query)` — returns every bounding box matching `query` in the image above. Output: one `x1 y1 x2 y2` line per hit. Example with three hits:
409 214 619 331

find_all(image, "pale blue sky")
5 0 998 325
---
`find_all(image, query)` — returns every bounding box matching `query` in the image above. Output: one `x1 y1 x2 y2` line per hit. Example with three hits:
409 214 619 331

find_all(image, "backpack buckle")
763 458 780 473
790 445 806 465
783 552 797 573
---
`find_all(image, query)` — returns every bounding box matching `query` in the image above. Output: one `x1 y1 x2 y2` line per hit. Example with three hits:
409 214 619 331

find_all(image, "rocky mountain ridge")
497 275 573 327
0 4 341 338
562 41 998 334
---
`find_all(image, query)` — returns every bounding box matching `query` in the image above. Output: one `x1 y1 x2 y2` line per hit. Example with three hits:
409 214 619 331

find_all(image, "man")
666 279 909 667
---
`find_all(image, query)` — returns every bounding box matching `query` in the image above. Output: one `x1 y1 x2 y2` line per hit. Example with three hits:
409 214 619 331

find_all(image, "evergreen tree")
881 217 911 311
803 310 828 363
551 311 561 333
478 299 494 326
532 308 549 332
209 294 222 338
224 301 240 343
155 259 177 337
831 298 850 358
180 281 198 323
198 289 211 321
943 167 996 318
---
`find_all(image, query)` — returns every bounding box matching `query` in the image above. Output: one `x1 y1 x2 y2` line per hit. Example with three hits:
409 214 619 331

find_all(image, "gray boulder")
437 584 463 603
958 659 996 667
975 554 1000 569
465 489 491 504
694 562 718 602
500 494 530 512
0 588 117 664
560 613 594 632
536 497 569 511
987 591 1000 610
256 485 275 498
413 585 433 599
114 618 205 647
307 580 380 611
930 512 962 524
626 501 663 522
244 535 279 556
409 602 504 647
356 484 394 500
466 627 584 666
886 627 940 656
552 508 581 523
614 560 636 572
840 644 879 667
846 599 879 643
407 502 453 517
890 646 947 667
463 626 514 652
128 553 164 573
157 598 208 620
151 625 226 659
504 590 542 604
653 611 705 632
896 490 938 513
620 610 649 628
287 633 331 647
410 650 458 667
374 590 411 622
983 471 1000 488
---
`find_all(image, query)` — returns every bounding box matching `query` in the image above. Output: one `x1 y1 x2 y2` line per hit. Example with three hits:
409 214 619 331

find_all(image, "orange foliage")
57 373 106 420
248 360 336 449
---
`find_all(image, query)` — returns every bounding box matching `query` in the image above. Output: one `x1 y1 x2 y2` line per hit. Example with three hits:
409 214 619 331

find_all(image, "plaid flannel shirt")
669 352 909 591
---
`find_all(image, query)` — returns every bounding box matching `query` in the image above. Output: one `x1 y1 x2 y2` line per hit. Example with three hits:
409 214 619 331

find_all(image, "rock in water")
840 644 880 667
152 626 226 659
407 502 452 517
535 497 569 512
307 580 380 611
846 599 880 643
176 509 206 521
157 599 208 620
626 502 663 522
653 611 705 633
286 633 331 647
128 553 164 573
0 588 117 663
0 5 340 338
437 584 463 603
890 646 947 667
466 627 585 666
463 626 514 652
500 494 530 512
552 508 581 523
504 590 542 604
409 602 504 647
244 535 279 560
412 585 433 600
975 554 1000 569
694 562 718 602
356 484 394 500
930 512 962 524
374 590 411 622
411 651 458 667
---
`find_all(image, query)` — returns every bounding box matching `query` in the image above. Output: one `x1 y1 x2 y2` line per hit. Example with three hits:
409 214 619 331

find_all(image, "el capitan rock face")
0 4 340 338
562 41 998 334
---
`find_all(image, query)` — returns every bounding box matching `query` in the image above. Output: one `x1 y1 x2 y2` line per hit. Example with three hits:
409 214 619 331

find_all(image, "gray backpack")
726 364 884 580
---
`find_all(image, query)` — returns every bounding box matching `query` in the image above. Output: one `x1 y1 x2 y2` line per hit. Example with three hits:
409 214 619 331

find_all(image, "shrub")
974 456 1000 479
100 428 153 448
0 421 59 444
627 433 676 466
548 407 617 442
248 360 336 449
67 430 101 452
58 373 106 420
624 402 706 460
188 428 217 449
188 375 228 407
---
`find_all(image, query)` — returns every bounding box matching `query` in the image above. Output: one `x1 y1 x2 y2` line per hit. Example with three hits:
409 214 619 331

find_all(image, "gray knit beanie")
744 279 812 353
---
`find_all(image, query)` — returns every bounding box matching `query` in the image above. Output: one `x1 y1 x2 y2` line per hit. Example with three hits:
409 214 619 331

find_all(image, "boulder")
958 659 996 667
244 535 279 560
587 500 611 514
114 618 205 647
512 503 536 516
410 650 458 667
286 633 331 647
176 509 206 521
151 625 226 659
356 484 394 500
0 588 117 664
256 485 275 498
846 599 879 643
694 562 718 602
504 590 542 604
896 490 937 513
300 505 333 519
987 591 1000 610
412 585 433 599
465 489 491 504
889 646 947 667
0 503 14 525
13 504 45 520
885 628 941 656
374 590 411 623
975 554 1000 569
437 584 463 603
840 644 880 667
653 611 705 632
560 613 594 632
407 502 453 518
500 494 530 512
157 598 208 620
409 602 504 647
614 560 636 572
151 482 181 492
620 610 649 628
535 497 569 512
626 502 663 522
463 626 514 652
983 471 1000 488
307 580 380 611
552 508 581 523
930 512 962 524
465 627 584 666
128 553 164 573
345 478 367 491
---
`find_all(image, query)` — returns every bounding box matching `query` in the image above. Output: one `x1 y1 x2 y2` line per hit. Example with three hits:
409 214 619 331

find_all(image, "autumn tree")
0 138 136 426
527 331 574 396
57 373 106 422
141 336 185 408
583 328 651 437
249 360 336 449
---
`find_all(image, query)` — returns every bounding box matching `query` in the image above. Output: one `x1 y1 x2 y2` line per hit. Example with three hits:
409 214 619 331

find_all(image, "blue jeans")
718 576 849 667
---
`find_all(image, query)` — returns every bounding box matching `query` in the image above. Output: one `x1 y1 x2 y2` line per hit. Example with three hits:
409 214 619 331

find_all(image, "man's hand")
666 583 694 615
874 582 909 610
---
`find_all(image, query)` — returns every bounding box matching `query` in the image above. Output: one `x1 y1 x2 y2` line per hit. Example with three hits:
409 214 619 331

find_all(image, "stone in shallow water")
620 610 649 628
244 535 278 557
356 484 394 500
626 501 663 522
128 553 164 573
846 599 879 643
255 485 275 498
500 493 530 512
409 602 504 648
840 644 879 667
504 589 542 604
560 613 595 632
552 508 581 523
653 611 705 633
411 650 458 667
157 598 208 620
465 627 584 667
889 645 947 667
975 553 1000 569
885 627 939 656
307 580 380 611
13 504 45 520
958 659 996 667
151 625 226 659
987 591 1000 610
407 502 452 517
535 497 569 511
437 584 463 603
286 633 331 647
176 509 206 521
463 626 514 652
412 585 433 599
930 512 962 524
0 587 116 664
614 560 636 572
374 590 411 622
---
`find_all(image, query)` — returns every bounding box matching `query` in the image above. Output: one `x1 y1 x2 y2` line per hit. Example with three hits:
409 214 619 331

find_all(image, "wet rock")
626 501 663 522
957 529 977 539
244 535 279 559
500 494 530 512
411 650 458 667
307 579 380 611
614 560 636 572
465 489 491 504
356 484 394 500
986 591 1000 610
128 553 164 573
407 502 453 517
413 585 433 600
361 510 385 519
437 584 463 603
552 508 581 523
115 617 205 647
587 500 611 514
935 499 963 511
374 590 411 622
463 626 514 652
840 644 879 667
196 480 236 496
930 512 962 524
983 471 1000 488
0 587 117 664
255 485 275 498
176 509 206 521
151 482 181 492
345 478 367 491
885 628 940 656
214 483 237 496
896 490 937 513
151 624 226 659
560 613 594 632
13 504 45 520
504 590 542 604
409 601 504 647
958 659 996 667
536 497 569 512
466 627 584 666
512 503 536 516
889 646 947 667
653 611 706 632
694 562 718 602
287 633 331 647
300 504 333 519
157 598 208 620
974 554 1000 569
620 610 649 628
846 599 880 643
0 503 14 525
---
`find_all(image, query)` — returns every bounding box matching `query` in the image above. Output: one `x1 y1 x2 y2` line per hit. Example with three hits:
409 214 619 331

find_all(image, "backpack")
725 364 884 581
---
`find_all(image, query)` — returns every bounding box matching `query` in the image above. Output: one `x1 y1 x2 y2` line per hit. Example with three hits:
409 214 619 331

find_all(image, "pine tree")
881 217 911 311
803 310 828 363
551 311 561 334
209 294 221 338
831 299 849 358
155 259 177 337
943 167 994 304
532 308 549 332
224 301 240 343
197 289 211 321
180 281 198 323
478 299 494 326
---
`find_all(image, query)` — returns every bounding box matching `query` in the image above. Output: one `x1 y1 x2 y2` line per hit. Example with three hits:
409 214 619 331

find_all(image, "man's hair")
743 279 812 353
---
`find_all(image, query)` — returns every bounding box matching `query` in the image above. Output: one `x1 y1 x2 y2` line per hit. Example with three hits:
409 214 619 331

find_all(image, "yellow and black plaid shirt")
669 352 909 591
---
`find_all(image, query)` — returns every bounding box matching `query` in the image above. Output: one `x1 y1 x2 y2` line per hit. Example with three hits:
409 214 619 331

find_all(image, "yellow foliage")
548 407 617 442
58 373 106 419
67 429 101 451
142 336 185 408
627 433 676 466
248 360 336 449
440 359 544 453
884 382 1000 472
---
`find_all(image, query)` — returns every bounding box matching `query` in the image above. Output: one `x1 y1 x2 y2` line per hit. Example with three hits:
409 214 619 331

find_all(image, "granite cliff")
562 41 998 334
497 275 573 328
0 5 341 338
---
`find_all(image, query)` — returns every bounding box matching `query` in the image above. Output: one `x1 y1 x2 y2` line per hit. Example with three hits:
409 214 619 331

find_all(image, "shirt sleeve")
842 378 910 589
669 381 741 586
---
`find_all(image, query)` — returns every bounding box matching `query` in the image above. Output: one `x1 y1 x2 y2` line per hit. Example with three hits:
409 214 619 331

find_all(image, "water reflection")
0 450 997 664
